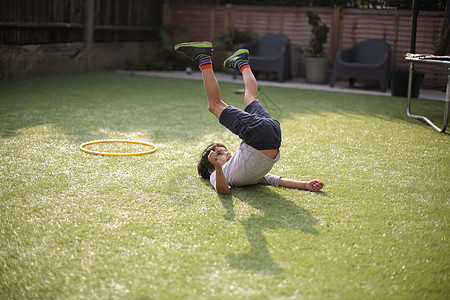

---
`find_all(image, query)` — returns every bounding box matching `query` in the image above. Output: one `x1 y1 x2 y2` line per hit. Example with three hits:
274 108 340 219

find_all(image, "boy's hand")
208 150 230 194
306 180 324 192
208 150 220 167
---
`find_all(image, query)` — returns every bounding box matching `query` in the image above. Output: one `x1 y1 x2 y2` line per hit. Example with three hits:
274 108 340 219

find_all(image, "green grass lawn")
0 72 448 299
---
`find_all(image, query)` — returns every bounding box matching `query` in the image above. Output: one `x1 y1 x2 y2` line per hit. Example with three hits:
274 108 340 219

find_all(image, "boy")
174 42 323 194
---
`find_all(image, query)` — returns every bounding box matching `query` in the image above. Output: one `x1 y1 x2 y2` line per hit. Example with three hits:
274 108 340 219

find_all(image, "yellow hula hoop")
79 140 157 156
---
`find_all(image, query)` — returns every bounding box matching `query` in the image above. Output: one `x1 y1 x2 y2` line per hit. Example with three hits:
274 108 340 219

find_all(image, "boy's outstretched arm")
279 178 324 192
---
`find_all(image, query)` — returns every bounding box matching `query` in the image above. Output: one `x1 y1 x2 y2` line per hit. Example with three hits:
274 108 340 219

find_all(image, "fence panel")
169 5 226 42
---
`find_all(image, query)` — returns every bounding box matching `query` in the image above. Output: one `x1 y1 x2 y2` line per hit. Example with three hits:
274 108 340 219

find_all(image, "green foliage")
158 27 193 53
305 11 329 57
127 27 193 71
0 73 448 299
214 29 259 51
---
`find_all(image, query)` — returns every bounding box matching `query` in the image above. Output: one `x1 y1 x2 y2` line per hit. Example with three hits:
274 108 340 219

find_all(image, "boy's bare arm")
213 166 230 194
279 178 324 192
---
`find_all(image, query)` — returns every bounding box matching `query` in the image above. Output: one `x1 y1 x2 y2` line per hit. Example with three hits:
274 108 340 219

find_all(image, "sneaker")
223 49 249 70
174 41 212 62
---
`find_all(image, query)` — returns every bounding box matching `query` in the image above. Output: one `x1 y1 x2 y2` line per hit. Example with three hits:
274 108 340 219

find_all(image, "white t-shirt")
209 141 280 191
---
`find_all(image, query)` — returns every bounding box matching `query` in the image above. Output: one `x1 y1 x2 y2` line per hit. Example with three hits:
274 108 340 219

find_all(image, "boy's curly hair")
197 142 227 179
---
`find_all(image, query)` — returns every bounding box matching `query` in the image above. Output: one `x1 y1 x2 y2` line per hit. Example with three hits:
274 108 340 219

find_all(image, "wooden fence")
166 4 446 89
0 0 162 44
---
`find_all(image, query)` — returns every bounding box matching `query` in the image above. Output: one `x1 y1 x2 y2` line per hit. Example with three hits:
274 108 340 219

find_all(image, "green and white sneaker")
174 41 213 62
223 49 249 70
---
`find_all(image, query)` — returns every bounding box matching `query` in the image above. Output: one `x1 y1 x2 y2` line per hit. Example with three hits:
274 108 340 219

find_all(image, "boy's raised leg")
201 68 227 119
174 41 227 119
241 67 258 107
223 49 258 107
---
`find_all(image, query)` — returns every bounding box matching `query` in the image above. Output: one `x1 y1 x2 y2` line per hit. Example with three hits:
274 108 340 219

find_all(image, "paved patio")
117 70 446 101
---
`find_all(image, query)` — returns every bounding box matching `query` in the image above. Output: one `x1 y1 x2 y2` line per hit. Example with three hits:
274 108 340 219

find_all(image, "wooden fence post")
162 0 171 28
84 0 95 71
330 7 342 63
225 4 232 34
210 7 215 41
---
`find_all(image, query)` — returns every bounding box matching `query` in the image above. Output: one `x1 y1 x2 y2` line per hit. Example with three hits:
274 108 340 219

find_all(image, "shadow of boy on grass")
218 185 320 275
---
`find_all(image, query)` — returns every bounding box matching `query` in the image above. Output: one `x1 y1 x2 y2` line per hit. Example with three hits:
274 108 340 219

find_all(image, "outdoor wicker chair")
234 34 291 82
330 39 391 92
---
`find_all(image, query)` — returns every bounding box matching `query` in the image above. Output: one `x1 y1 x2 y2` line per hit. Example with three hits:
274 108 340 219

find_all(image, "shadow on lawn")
219 185 319 275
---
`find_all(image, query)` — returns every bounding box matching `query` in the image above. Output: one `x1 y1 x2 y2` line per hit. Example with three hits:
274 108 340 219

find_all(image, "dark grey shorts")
219 100 281 150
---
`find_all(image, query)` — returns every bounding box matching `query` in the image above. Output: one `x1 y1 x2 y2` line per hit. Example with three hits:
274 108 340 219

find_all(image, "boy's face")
213 146 232 167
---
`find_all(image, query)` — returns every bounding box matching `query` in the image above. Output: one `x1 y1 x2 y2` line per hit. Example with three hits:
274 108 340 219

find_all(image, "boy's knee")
208 102 227 118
